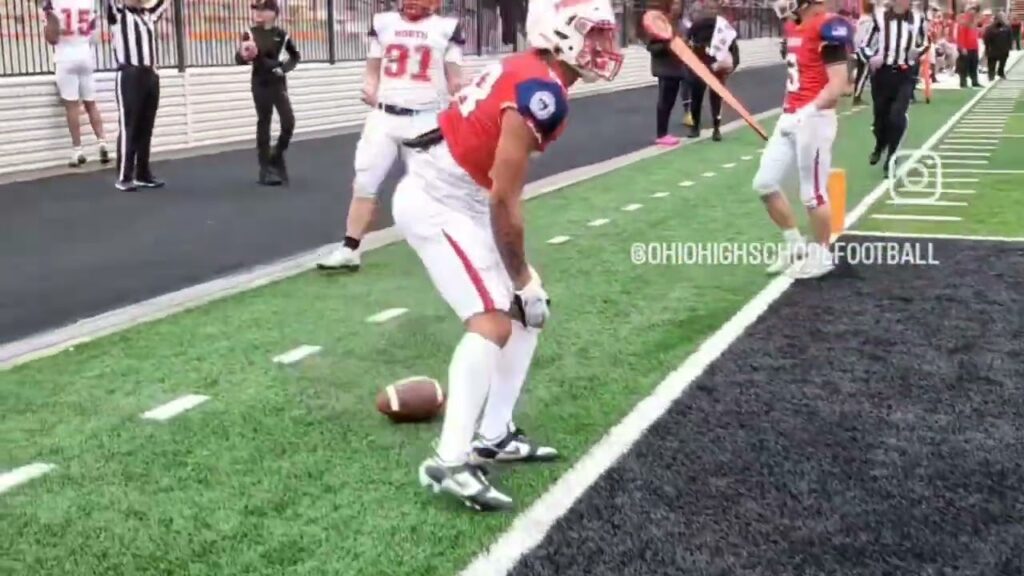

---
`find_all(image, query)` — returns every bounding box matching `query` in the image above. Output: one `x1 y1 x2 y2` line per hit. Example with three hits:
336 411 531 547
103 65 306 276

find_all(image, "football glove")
514 268 550 329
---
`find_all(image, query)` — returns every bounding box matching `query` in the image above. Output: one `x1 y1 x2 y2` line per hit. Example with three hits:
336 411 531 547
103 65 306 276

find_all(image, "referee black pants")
870 66 915 158
253 79 295 168
115 65 160 182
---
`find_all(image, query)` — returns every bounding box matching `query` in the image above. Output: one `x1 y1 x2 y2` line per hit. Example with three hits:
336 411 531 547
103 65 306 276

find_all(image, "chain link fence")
0 0 779 76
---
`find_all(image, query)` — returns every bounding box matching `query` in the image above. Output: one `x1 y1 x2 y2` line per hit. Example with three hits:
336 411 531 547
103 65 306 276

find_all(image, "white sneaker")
787 244 835 279
766 241 807 275
471 426 559 464
68 150 86 168
418 456 514 511
316 246 360 271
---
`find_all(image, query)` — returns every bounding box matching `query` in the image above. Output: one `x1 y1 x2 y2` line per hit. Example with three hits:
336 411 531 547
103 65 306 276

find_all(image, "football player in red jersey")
752 0 853 280
393 0 621 511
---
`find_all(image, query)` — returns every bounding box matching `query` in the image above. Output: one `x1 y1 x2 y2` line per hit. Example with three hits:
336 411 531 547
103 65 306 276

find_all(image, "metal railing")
0 0 779 76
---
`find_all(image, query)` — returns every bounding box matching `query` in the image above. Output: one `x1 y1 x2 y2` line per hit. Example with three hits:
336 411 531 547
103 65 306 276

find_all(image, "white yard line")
0 463 57 495
546 236 572 245
0 108 785 371
366 308 409 323
621 204 643 212
845 230 1024 242
272 345 322 364
885 199 967 206
587 218 610 227
459 65 999 576
141 394 211 422
870 214 963 221
944 168 1024 174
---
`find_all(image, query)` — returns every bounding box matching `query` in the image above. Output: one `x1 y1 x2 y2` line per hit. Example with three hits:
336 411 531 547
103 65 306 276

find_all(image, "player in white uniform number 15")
43 0 110 168
317 0 463 271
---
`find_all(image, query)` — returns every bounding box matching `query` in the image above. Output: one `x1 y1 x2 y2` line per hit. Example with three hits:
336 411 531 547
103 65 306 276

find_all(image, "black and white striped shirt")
858 8 928 67
106 0 168 68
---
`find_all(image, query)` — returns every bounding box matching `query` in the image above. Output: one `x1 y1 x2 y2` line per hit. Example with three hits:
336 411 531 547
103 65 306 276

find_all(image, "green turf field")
2 82 1019 576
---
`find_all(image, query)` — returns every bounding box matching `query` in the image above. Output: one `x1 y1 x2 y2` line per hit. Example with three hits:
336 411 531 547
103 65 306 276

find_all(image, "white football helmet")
772 0 823 19
526 0 622 82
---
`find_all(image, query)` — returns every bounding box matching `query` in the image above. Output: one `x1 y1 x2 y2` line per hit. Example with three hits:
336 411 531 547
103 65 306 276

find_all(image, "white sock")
436 332 501 464
478 323 540 442
782 228 803 246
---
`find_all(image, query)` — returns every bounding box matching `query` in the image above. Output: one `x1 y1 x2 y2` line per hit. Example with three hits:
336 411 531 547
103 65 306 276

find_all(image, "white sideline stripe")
938 145 996 150
939 159 989 164
678 180 695 187
546 236 572 245
0 105 787 372
587 218 610 227
871 214 963 221
0 463 57 495
942 139 998 144
366 308 409 323
935 152 991 157
621 203 643 211
846 230 1024 242
650 192 671 198
886 199 967 206
942 177 980 183
459 55 1002 576
141 394 210 422
272 345 322 365
945 168 1024 173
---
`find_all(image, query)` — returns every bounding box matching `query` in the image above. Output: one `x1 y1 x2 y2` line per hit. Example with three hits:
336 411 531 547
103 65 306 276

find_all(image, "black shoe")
115 179 137 192
134 178 165 189
270 151 289 185
711 127 722 142
259 167 283 186
869 149 882 165
98 147 110 165
852 96 862 106
686 126 700 139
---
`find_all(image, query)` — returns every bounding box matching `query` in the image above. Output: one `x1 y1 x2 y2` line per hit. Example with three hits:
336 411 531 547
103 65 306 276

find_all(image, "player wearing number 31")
317 0 464 271
752 0 853 280
395 0 621 511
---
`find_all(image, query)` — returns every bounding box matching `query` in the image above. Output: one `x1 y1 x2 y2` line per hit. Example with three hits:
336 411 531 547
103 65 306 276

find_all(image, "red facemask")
575 19 623 81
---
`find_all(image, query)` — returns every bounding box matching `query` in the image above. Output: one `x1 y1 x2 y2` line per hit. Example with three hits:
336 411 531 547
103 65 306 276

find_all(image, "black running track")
511 238 1024 576
0 65 784 343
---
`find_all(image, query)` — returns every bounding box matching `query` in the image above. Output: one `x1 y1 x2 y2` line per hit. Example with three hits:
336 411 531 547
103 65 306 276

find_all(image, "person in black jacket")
647 0 688 145
237 0 300 186
684 0 739 141
984 11 1012 80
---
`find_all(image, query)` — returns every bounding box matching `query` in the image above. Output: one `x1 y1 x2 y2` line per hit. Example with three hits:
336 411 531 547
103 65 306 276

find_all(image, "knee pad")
352 170 382 199
752 171 783 197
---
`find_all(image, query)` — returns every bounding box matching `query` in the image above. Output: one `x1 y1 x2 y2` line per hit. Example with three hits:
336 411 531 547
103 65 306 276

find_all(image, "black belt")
378 103 430 116
403 128 443 150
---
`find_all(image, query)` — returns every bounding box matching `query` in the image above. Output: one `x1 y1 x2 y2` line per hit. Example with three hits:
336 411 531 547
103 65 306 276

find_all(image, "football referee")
107 0 168 192
858 0 928 171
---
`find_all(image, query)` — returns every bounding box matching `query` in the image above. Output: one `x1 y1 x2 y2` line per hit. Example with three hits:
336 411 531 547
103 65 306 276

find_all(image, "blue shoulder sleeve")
821 16 854 47
514 78 568 139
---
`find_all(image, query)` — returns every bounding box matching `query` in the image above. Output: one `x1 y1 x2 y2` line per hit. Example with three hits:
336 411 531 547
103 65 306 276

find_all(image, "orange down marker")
828 168 847 239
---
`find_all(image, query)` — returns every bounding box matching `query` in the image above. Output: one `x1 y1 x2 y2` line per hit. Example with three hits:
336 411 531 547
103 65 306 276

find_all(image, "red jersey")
439 52 570 190
783 12 852 112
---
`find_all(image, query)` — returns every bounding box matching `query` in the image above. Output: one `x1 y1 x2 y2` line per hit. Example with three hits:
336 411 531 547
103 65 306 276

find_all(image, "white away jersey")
368 12 465 110
50 0 98 63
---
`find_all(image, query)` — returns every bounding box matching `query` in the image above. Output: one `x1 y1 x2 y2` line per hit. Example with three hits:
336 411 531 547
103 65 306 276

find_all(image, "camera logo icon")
886 150 943 204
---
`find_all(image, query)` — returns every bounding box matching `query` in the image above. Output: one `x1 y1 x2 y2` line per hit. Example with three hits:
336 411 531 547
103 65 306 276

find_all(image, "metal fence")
0 0 779 76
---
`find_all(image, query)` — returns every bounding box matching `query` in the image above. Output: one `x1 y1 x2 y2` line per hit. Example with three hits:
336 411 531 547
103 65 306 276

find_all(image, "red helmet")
401 0 436 20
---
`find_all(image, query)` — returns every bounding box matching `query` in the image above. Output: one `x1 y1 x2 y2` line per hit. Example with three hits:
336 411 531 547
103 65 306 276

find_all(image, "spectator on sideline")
236 0 300 186
957 3 981 88
647 0 687 146
107 0 168 192
1011 14 1022 50
43 0 109 168
684 0 738 142
984 10 1012 80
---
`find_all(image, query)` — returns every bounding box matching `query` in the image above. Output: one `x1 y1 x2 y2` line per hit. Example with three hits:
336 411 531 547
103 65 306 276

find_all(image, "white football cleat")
316 246 360 271
786 244 835 280
766 241 807 275
471 426 559 463
418 457 514 512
